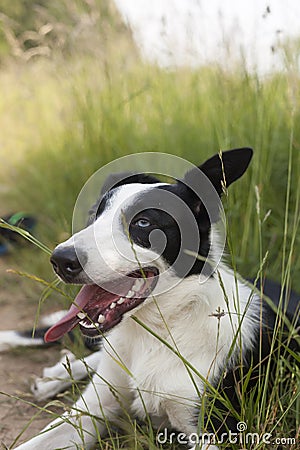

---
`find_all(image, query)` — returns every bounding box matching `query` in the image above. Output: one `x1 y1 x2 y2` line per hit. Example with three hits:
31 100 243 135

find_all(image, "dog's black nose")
50 246 86 282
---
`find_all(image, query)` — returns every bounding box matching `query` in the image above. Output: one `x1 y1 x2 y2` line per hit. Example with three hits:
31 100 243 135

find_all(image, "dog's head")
45 148 252 342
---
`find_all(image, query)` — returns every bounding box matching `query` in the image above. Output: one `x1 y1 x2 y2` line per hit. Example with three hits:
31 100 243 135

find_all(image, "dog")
13 148 299 450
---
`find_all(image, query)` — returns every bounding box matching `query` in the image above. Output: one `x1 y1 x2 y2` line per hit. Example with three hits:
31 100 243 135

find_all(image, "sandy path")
0 257 63 448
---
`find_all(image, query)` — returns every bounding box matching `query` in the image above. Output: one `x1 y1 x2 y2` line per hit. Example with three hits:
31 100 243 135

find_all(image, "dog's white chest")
112 323 203 424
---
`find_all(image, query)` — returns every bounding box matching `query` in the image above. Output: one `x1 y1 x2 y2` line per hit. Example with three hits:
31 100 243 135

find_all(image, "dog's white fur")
14 182 259 450
31 350 100 401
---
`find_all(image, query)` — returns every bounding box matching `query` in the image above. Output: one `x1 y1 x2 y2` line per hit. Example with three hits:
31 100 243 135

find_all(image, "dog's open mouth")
44 267 158 342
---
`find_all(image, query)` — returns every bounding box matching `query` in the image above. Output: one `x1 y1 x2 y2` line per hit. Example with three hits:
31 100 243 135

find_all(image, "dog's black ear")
184 148 253 197
100 172 160 195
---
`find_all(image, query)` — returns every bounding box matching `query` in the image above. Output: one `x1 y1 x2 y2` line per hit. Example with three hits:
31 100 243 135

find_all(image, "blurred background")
0 0 299 301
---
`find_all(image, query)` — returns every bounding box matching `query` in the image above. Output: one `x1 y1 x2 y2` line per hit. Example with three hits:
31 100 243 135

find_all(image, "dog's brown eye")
135 218 151 228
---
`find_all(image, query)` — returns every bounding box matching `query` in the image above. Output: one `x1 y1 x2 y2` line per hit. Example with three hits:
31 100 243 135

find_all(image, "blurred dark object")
0 212 37 255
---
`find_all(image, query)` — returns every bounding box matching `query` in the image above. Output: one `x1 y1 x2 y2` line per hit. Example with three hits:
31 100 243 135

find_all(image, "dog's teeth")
97 314 105 324
117 297 125 305
77 312 86 320
110 302 116 309
79 321 98 329
132 279 144 292
126 290 135 298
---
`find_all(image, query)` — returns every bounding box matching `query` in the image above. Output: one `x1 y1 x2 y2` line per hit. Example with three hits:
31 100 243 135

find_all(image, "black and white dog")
13 148 299 450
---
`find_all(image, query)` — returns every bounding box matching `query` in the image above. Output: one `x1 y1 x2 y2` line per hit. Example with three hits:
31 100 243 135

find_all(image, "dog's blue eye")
136 218 151 228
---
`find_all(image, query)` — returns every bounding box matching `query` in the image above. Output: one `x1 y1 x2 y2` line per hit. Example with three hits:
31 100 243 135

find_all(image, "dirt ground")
0 256 64 449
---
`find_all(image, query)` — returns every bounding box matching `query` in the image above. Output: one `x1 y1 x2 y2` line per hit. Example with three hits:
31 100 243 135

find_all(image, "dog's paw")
30 375 69 401
30 350 99 401
31 350 76 401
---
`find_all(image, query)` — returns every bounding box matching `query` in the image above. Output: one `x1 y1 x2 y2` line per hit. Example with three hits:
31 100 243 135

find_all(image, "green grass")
0 4 299 448
1 61 300 289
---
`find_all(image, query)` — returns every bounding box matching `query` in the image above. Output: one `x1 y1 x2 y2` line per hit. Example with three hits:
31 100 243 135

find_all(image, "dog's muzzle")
50 246 87 282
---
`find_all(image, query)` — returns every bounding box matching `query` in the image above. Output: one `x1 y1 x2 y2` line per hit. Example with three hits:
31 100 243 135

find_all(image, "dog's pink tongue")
44 285 96 343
